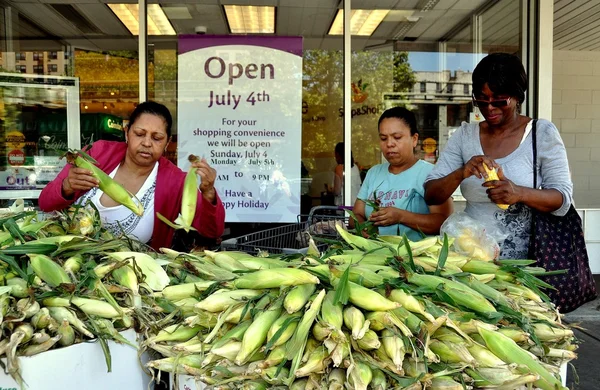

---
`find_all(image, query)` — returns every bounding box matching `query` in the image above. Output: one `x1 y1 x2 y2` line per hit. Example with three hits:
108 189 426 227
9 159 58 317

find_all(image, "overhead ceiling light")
108 4 176 35
224 5 275 34
328 9 390 36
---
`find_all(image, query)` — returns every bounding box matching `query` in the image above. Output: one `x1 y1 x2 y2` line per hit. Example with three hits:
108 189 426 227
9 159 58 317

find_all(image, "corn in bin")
0 202 574 389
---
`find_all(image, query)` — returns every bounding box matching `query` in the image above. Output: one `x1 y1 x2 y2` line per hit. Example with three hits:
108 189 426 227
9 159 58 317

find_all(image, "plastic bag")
440 212 507 260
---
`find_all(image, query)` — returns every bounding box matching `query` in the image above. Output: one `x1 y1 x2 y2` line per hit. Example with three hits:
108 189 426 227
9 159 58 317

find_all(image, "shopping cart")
220 206 350 255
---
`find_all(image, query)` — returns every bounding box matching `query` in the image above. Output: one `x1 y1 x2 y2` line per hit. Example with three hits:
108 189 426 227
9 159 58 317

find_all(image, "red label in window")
8 150 25 166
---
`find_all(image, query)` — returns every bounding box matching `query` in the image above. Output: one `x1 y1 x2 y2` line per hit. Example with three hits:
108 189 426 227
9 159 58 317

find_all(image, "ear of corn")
195 289 263 312
342 281 400 312
105 252 170 291
70 297 123 319
343 306 369 340
67 151 144 216
284 284 316 314
47 307 94 338
234 268 319 289
478 326 566 390
29 254 71 287
235 299 282 365
483 164 509 210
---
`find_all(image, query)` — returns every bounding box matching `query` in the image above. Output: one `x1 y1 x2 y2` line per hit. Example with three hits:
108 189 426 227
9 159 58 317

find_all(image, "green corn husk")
260 344 287 368
57 320 75 347
370 368 387 390
456 275 513 308
465 367 522 386
429 339 477 365
211 340 242 360
48 307 94 338
403 358 427 378
343 306 369 340
407 273 496 314
343 281 401 312
321 290 344 330
204 250 250 272
328 368 345 390
498 327 530 343
234 268 320 289
430 376 463 390
71 297 123 318
235 299 283 365
267 312 300 348
238 257 288 270
63 254 83 275
366 311 412 337
195 289 263 312
381 329 405 370
16 298 40 318
31 308 52 330
286 290 327 382
31 331 50 345
160 281 215 301
67 151 144 216
295 345 328 377
356 329 381 350
21 335 62 356
461 260 513 281
467 343 507 367
388 289 435 322
478 327 566 390
7 278 28 298
348 360 373 390
29 254 71 287
290 379 309 390
148 324 202 343
105 252 170 291
531 323 574 342
336 224 392 252
312 322 331 341
284 284 316 314
212 320 252 350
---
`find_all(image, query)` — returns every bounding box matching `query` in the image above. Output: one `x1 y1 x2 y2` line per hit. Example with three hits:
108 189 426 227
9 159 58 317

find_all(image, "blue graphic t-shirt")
357 160 433 240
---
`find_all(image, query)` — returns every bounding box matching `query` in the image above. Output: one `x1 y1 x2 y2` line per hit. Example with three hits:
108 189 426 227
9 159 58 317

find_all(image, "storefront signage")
177 35 303 223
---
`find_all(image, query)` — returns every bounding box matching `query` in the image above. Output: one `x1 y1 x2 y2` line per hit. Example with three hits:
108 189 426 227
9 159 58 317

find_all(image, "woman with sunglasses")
424 53 573 260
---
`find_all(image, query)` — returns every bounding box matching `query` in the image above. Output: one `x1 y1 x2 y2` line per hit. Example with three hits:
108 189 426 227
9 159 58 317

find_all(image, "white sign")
177 36 303 223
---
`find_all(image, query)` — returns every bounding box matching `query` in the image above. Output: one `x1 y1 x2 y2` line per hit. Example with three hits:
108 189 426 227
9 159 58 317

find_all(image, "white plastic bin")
0 329 148 390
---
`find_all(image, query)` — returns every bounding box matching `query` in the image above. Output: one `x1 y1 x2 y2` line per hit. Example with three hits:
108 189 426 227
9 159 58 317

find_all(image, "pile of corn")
0 206 169 385
144 227 577 390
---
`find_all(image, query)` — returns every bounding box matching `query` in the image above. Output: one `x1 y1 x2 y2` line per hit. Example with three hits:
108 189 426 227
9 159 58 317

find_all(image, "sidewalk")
563 297 600 390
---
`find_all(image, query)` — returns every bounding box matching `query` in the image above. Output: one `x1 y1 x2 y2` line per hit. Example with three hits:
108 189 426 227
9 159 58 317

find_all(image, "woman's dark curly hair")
472 53 528 104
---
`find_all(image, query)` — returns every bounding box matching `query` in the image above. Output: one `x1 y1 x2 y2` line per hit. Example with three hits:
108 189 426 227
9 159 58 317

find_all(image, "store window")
0 4 137 203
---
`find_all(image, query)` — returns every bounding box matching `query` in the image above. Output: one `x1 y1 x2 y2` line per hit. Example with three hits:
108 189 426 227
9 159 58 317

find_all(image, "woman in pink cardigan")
39 101 225 251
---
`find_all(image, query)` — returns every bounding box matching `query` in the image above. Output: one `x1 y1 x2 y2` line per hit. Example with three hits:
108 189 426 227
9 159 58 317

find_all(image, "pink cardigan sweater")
39 141 225 250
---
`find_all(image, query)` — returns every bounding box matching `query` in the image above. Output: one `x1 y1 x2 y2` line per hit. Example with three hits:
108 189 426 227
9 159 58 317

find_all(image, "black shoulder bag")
529 119 597 313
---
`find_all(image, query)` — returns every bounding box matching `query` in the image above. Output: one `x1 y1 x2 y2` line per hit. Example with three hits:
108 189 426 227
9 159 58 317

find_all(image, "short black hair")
128 101 173 138
472 53 528 104
378 106 418 136
335 142 355 167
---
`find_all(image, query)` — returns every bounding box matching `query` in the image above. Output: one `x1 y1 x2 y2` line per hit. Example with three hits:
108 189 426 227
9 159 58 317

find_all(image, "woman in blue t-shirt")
351 107 453 240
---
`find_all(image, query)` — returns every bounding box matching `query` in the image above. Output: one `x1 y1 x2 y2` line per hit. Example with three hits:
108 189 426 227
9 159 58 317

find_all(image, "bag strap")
529 119 538 257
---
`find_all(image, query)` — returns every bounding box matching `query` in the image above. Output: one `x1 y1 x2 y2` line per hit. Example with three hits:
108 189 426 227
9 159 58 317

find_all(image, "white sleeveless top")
77 162 158 243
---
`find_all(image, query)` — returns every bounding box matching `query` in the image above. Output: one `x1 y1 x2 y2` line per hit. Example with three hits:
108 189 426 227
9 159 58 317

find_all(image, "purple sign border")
178 35 303 57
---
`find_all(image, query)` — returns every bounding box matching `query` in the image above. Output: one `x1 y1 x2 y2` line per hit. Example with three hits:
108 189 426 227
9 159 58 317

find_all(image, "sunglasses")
472 96 511 108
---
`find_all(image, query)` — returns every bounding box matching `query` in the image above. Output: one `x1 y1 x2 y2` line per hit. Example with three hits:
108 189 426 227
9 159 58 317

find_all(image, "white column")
343 0 352 207
537 0 553 120
138 0 148 102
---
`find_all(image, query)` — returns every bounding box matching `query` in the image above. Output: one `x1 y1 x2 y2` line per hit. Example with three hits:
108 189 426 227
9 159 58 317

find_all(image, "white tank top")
77 162 158 243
